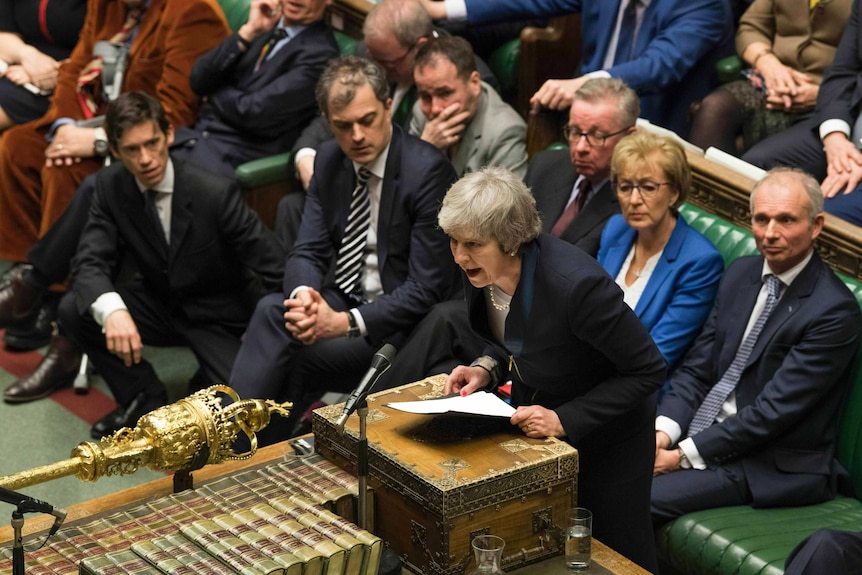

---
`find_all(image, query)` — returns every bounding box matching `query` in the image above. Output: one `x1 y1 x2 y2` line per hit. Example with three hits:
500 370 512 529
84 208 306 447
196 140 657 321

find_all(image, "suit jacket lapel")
376 127 402 274
451 88 487 175
168 161 192 263
634 217 686 315
719 261 763 370
123 171 167 255
562 180 615 244
600 221 636 279
745 254 820 368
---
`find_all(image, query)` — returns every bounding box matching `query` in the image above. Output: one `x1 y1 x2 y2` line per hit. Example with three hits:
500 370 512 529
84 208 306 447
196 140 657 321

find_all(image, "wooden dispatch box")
312 376 579 575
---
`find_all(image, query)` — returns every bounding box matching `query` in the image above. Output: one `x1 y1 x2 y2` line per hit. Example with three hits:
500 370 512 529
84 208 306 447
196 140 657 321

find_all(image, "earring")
509 251 517 257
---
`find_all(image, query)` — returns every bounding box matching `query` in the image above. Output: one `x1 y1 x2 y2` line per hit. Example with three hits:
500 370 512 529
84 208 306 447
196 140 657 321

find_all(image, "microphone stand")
11 509 24 575
356 402 369 530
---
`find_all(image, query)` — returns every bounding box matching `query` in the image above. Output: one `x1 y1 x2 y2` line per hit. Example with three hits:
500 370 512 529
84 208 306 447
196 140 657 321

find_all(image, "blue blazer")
598 214 724 372
659 253 862 507
286 126 461 344
462 0 734 135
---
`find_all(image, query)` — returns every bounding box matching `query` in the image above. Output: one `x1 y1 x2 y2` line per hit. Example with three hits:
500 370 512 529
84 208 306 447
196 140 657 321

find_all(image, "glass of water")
565 507 592 570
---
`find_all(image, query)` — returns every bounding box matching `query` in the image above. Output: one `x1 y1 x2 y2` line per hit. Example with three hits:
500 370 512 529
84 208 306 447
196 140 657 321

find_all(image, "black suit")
466 235 665 572
526 149 619 258
173 22 340 177
58 159 284 407
653 253 861 525
229 127 460 443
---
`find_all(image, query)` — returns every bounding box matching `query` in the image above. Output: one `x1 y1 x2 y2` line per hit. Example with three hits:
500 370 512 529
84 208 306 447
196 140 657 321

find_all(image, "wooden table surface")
0 440 650 575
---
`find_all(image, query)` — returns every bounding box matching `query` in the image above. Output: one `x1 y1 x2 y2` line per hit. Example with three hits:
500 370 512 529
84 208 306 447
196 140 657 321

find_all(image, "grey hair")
750 167 824 225
438 166 542 254
572 78 640 128
363 0 433 49
315 56 389 118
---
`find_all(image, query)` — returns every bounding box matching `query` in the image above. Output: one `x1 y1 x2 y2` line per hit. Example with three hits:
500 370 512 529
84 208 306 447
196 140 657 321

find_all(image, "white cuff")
90 292 128 328
350 308 368 336
294 147 316 167
289 286 310 300
655 415 682 445
587 70 611 79
678 437 707 470
820 119 851 142
444 0 467 20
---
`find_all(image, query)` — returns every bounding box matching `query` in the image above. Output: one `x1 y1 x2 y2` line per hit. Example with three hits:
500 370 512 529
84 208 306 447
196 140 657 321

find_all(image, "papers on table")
386 391 515 419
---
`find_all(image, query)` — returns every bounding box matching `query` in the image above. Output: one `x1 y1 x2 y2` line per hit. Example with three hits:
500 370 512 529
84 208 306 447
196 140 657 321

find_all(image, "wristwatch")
345 311 361 338
93 127 109 157
677 447 692 469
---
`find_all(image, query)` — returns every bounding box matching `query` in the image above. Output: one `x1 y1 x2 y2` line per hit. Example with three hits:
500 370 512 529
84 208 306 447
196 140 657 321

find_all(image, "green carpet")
0 261 200 515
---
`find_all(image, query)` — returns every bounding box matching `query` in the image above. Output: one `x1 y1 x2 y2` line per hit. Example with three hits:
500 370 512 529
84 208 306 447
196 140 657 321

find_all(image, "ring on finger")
56 144 64 151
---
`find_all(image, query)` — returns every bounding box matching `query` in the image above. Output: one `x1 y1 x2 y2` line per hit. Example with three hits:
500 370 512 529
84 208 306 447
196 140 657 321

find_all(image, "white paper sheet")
385 391 515 418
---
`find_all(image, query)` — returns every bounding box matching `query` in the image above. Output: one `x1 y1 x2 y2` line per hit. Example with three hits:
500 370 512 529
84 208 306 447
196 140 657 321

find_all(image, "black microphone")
0 486 67 535
336 343 397 432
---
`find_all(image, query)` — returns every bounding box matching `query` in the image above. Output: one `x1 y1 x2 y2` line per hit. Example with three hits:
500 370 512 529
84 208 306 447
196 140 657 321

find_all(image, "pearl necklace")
488 285 510 311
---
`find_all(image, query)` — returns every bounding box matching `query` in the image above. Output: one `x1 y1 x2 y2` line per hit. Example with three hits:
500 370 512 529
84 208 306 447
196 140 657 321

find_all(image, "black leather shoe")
0 266 43 330
91 391 167 440
3 296 57 350
4 333 81 403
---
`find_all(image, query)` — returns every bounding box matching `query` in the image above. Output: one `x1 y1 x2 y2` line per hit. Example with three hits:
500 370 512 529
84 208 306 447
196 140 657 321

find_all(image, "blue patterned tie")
614 0 639 65
688 274 782 436
335 167 372 296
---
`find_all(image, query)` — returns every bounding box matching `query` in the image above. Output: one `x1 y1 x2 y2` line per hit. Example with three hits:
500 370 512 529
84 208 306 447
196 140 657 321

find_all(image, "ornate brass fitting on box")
0 385 291 491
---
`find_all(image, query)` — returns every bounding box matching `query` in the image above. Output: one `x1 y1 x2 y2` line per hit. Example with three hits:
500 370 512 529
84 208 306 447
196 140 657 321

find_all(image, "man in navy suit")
652 168 861 526
173 0 340 176
420 0 733 136
49 92 283 439
228 56 460 444
743 0 862 226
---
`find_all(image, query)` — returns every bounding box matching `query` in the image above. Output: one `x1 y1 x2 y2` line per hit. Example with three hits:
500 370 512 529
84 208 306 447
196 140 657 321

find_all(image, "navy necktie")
614 0 640 65
688 274 782 436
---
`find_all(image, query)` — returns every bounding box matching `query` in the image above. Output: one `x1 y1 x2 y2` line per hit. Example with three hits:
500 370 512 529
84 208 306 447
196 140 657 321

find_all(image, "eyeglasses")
562 125 631 148
612 180 671 197
369 41 418 67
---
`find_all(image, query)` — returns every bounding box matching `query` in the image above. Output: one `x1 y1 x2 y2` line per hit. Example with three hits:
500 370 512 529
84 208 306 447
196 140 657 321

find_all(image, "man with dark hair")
229 56 459 444
409 35 526 177
16 92 284 439
0 0 229 348
652 168 861 526
173 0 340 176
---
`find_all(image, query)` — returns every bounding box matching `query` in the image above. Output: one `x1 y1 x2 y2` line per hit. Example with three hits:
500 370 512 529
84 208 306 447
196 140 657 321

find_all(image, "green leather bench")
659 203 862 575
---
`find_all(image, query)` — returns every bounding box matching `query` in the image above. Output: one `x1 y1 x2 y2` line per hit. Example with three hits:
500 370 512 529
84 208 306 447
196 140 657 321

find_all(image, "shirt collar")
761 249 813 287
353 139 391 181
135 158 175 195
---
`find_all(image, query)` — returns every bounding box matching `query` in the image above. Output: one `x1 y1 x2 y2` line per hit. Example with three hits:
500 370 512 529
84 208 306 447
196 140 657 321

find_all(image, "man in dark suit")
0 0 339 353
743 0 862 226
381 77 637 387
16 92 284 438
421 0 733 136
173 0 340 177
652 168 862 526
228 56 459 444
784 528 862 575
529 77 637 257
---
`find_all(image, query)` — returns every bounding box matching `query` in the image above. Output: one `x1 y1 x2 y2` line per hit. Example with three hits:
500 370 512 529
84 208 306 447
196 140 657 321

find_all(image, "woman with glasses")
598 131 724 385
442 166 666 573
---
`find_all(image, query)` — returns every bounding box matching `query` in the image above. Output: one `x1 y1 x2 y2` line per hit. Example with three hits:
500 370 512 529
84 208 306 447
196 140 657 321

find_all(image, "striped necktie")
77 6 143 118
335 167 372 296
688 274 782 436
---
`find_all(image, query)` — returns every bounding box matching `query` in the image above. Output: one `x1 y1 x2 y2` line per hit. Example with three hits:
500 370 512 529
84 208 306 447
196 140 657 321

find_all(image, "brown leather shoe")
4 333 81 403
0 266 43 329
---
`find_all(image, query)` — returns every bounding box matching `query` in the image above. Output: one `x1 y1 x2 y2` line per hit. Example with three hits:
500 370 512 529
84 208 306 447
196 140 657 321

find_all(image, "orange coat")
0 0 229 263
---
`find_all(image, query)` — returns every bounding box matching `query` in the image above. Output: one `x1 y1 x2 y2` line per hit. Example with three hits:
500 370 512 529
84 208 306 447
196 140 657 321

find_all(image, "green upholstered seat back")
678 203 759 264
333 29 358 55
489 38 520 97
216 0 250 33
836 277 862 496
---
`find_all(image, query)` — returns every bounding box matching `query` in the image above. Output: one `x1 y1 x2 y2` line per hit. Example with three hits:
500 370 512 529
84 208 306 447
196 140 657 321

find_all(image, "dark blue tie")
614 0 639 65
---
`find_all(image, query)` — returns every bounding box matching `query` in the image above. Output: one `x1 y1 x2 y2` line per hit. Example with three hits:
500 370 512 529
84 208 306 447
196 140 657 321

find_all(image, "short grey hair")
750 167 824 225
438 166 542 254
572 78 640 128
315 56 389 118
363 0 433 49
